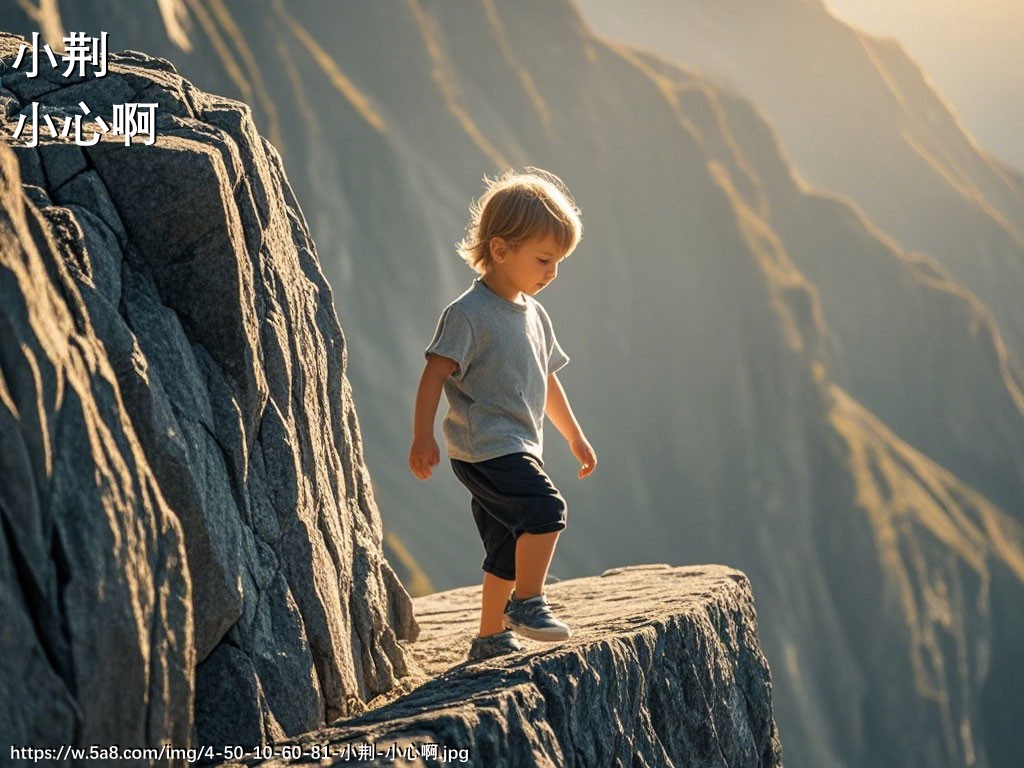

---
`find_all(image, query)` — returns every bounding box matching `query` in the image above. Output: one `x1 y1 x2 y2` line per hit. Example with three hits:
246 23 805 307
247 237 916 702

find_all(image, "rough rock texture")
0 35 416 754
242 565 782 768
0 131 193 758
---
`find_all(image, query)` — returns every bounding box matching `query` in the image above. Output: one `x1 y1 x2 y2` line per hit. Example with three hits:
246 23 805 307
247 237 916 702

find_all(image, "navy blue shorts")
450 453 567 581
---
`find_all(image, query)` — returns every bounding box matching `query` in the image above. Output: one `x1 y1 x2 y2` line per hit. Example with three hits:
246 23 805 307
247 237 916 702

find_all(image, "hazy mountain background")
826 0 1024 171
585 0 1024 172
2 2 1023 767
576 0 1024 382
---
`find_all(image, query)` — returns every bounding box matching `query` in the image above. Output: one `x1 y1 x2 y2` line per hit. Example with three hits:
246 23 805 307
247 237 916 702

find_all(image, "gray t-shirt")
426 279 569 462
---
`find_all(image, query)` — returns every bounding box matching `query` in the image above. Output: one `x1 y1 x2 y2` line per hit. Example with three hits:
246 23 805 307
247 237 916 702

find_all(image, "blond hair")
457 168 582 274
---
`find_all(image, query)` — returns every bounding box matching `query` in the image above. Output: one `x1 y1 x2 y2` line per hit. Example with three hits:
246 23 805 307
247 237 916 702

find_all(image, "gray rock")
0 35 417 755
249 565 782 768
0 137 193 757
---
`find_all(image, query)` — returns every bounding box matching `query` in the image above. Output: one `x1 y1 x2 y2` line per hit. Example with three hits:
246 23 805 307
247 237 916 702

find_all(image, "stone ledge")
235 565 782 767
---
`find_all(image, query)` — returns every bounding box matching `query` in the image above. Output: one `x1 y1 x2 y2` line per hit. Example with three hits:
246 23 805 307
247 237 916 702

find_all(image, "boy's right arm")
409 353 458 480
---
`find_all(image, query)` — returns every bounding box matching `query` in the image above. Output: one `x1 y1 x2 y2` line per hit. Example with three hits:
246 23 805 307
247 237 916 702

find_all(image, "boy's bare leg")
480 572 515 636
514 531 560 599
479 532 559 635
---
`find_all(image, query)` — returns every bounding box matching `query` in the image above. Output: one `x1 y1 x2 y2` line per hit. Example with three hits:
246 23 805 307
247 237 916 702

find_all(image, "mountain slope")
578 0 1024 375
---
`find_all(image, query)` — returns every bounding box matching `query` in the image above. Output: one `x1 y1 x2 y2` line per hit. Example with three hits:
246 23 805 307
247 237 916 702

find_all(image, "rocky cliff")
0 36 416 754
0 35 786 767
244 566 782 768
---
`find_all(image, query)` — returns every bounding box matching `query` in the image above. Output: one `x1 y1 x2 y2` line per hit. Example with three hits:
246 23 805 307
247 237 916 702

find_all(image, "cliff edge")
240 565 782 768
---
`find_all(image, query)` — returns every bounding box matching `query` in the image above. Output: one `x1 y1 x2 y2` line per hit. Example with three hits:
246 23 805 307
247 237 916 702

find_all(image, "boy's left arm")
546 372 597 478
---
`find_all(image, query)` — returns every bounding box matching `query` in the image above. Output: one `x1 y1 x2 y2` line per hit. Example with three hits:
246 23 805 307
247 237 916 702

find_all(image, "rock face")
0 126 193 757
252 565 782 768
0 35 416 753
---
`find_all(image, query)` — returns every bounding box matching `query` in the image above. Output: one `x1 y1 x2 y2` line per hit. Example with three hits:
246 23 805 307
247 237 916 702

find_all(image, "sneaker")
467 630 523 661
503 593 571 641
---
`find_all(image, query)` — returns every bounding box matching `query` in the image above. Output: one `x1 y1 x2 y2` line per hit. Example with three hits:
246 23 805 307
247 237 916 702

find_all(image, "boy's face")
491 233 567 298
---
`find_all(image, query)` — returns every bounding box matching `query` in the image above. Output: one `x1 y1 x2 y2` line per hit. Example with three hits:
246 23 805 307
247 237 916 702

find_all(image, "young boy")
409 168 596 662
